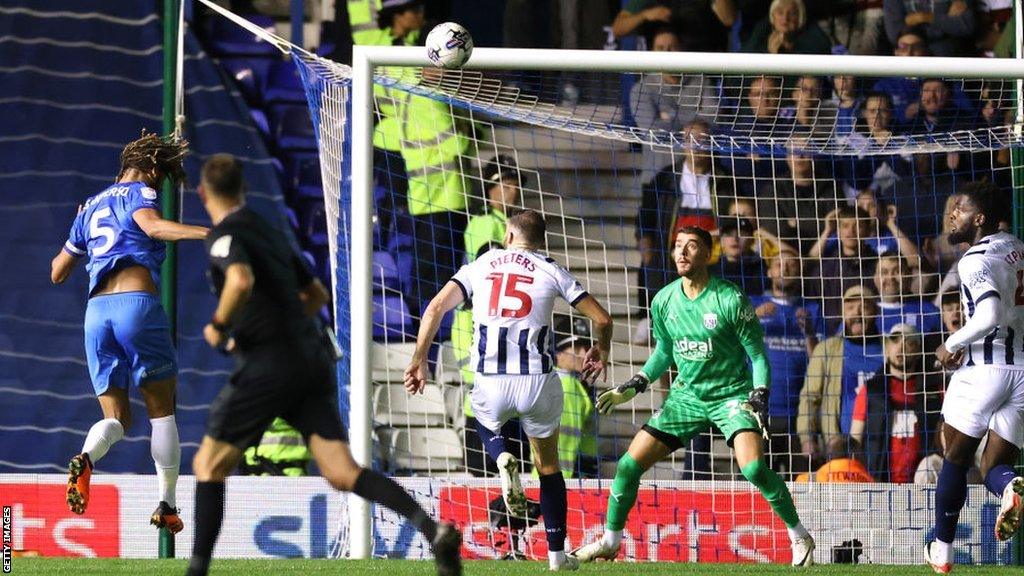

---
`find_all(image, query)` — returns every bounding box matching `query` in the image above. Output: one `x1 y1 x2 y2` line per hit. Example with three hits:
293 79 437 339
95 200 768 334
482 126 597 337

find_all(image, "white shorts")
471 372 563 438
942 365 1024 446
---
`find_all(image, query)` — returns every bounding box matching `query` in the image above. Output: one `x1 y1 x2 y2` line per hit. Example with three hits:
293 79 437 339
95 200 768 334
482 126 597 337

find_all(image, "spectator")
812 436 877 482
240 418 311 476
816 0 886 55
888 152 956 242
922 194 968 273
736 0 772 45
630 27 718 186
850 323 937 482
976 0 1013 56
549 315 599 479
839 91 909 201
798 284 884 465
755 136 841 256
829 73 862 136
611 0 737 52
780 75 838 136
873 254 942 335
872 27 976 124
751 249 825 476
636 120 734 311
722 76 790 197
716 198 794 261
464 155 521 262
906 78 965 136
939 288 963 333
716 217 768 295
883 0 976 57
849 190 922 259
742 0 833 54
803 206 880 333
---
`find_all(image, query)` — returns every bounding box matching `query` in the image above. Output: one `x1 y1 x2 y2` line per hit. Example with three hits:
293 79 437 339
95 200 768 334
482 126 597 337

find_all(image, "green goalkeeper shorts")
643 384 760 450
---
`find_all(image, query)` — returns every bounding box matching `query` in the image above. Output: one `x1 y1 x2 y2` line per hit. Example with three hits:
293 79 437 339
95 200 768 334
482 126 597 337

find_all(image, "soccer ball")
425 22 473 69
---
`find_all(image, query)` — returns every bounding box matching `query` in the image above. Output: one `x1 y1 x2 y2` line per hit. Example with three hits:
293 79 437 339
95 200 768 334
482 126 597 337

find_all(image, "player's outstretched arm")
596 373 649 414
573 294 613 382
403 281 464 395
50 249 81 284
133 208 209 241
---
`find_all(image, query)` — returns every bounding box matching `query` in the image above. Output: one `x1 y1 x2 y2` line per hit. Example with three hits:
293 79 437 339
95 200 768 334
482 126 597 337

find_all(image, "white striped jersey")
957 232 1024 368
451 248 588 375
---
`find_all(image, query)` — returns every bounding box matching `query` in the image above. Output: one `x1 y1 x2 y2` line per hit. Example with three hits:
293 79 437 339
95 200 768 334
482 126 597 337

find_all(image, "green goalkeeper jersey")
641 275 770 400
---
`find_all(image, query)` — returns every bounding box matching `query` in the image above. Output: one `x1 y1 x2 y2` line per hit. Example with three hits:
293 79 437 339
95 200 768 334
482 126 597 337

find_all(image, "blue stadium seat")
283 206 299 232
271 105 316 151
249 108 271 142
263 60 307 104
373 293 415 341
294 156 323 199
373 251 402 293
298 199 328 247
220 58 271 105
207 15 279 57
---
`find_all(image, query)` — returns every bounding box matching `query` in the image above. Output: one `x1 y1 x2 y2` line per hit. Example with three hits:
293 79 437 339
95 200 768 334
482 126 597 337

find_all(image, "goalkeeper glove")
741 387 770 440
596 373 649 415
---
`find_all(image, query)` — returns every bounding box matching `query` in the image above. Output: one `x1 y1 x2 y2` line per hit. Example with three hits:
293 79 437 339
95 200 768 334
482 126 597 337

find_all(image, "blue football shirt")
64 182 165 295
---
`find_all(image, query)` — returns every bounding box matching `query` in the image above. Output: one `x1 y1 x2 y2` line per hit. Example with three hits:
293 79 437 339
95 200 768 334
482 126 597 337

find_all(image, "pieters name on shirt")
675 336 714 361
488 252 536 272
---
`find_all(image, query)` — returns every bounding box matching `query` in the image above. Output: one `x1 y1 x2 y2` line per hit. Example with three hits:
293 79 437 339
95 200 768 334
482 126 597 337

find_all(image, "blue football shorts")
84 292 178 395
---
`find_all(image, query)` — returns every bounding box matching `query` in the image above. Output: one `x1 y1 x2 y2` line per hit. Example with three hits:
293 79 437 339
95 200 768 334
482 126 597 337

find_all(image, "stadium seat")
283 206 299 232
220 58 269 106
433 341 461 385
373 293 415 341
294 155 323 198
377 427 463 474
249 108 271 143
206 15 279 57
262 60 307 104
373 383 448 427
372 251 402 293
297 200 328 247
371 342 417 383
271 105 316 151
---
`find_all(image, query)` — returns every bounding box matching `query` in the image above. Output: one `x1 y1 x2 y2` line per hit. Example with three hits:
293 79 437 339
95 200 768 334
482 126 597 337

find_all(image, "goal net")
291 40 1023 565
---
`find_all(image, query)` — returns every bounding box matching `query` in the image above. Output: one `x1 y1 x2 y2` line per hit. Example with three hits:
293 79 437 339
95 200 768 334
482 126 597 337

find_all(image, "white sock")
150 415 180 507
932 539 953 564
548 550 566 568
787 523 809 543
82 418 124 463
602 530 621 548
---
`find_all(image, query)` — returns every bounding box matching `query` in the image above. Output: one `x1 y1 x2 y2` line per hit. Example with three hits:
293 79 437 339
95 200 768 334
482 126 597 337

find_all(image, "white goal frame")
348 45 1024 559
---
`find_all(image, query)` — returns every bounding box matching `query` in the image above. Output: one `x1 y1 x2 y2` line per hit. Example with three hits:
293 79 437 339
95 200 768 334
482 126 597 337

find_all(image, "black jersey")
206 207 318 350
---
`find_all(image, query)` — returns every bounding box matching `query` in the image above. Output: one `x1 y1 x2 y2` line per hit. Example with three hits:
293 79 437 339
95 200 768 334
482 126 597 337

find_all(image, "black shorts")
206 341 347 450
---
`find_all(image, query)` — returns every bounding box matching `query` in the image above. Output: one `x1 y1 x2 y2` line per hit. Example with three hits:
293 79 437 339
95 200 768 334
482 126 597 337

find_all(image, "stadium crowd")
203 0 1021 486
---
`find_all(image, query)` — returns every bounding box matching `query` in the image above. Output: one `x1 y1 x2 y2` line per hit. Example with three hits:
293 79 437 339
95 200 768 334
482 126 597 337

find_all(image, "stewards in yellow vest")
241 418 312 477
548 316 599 478
463 154 521 262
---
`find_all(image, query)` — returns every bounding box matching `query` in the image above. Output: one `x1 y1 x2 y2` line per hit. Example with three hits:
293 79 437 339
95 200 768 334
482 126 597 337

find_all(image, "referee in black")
186 154 461 576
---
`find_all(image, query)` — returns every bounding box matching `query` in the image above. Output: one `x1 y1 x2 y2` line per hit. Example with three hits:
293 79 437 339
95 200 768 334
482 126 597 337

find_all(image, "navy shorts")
84 292 177 395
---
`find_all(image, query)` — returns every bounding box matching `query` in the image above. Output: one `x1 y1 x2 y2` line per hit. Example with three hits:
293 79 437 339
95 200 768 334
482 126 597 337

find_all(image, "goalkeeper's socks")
81 418 124 463
352 468 438 543
934 459 968 543
539 472 567 552
741 459 801 528
150 414 180 507
475 421 508 463
602 529 622 548
605 453 643 531
189 481 225 576
984 464 1018 497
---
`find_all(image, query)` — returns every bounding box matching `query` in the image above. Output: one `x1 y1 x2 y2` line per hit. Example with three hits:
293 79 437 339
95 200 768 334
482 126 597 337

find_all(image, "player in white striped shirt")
406 209 612 571
928 181 1024 573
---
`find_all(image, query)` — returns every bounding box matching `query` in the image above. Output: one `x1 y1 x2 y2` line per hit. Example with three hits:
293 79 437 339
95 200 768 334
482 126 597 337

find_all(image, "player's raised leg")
308 435 462 576
68 387 129 514
731 430 813 566
140 376 182 534
573 428 672 562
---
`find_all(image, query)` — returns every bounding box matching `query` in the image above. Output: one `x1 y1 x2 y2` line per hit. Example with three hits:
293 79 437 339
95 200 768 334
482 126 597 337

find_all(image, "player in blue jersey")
50 132 208 533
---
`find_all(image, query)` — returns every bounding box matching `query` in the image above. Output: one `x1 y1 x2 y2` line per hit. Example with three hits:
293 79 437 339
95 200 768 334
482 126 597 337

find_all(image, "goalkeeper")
572 226 815 567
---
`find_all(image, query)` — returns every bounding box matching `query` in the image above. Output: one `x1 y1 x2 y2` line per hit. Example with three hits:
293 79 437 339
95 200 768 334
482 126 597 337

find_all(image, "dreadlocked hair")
118 130 189 186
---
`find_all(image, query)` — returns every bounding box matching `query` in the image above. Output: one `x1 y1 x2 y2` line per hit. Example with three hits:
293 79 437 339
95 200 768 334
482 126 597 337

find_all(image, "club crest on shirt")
703 313 718 330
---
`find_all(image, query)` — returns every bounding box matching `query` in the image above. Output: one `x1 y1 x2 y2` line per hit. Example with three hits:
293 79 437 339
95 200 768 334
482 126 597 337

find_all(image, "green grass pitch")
8 559 1024 576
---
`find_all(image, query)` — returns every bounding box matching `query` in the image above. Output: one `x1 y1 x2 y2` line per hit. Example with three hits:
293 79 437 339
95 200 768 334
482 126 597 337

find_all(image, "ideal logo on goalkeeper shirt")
675 336 714 361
